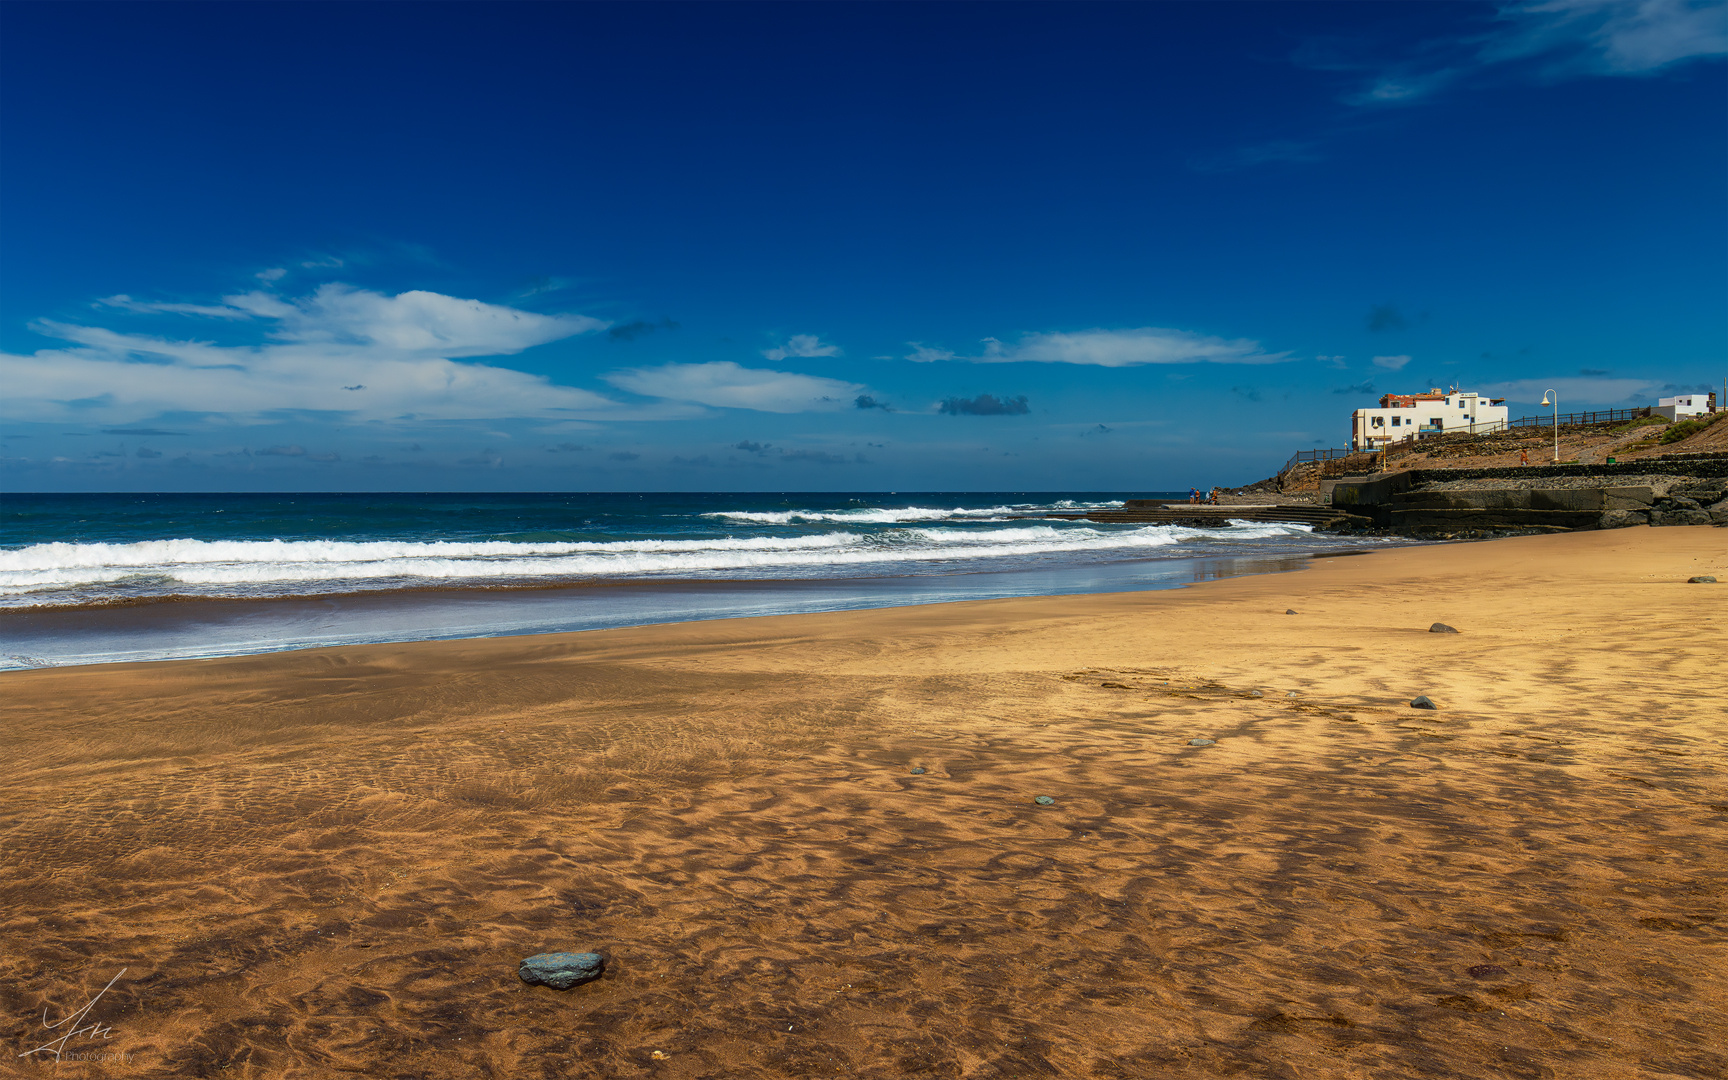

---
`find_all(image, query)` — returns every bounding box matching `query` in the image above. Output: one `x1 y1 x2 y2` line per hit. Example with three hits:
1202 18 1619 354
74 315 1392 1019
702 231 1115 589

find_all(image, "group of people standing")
1187 487 1221 504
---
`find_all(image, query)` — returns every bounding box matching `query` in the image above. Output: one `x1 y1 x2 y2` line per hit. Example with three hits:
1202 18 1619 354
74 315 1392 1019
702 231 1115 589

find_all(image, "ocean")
0 492 1411 668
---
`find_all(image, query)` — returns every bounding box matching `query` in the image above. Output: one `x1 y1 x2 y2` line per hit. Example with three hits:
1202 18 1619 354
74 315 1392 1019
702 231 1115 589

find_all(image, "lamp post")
1539 389 1559 463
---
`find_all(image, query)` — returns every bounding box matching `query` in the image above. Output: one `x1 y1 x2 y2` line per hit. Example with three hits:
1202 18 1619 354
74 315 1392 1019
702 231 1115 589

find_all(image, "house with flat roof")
1656 392 1716 420
1350 388 1509 451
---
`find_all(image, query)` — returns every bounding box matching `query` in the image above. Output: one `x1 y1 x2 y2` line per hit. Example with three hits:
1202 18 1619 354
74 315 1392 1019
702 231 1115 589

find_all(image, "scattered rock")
1467 964 1507 979
1652 508 1712 526
651 1051 670 1061
1429 622 1459 634
1599 508 1649 529
1688 576 1717 584
1410 696 1438 710
518 951 604 990
1188 738 1215 746
1033 795 1055 806
1285 609 1298 615
910 766 926 775
1286 691 1299 698
1100 681 1132 689
1249 690 1264 698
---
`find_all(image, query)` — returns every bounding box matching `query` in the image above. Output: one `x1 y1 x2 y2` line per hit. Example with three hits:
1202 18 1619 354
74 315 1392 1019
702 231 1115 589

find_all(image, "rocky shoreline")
1317 456 1728 539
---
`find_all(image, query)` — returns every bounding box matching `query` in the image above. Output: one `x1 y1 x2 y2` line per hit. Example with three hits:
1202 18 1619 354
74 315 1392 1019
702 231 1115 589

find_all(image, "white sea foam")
0 519 1310 597
700 502 1117 524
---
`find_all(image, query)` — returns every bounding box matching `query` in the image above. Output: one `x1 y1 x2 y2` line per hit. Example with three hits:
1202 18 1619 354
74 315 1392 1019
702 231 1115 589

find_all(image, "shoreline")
2 527 1723 1079
0 544 1389 670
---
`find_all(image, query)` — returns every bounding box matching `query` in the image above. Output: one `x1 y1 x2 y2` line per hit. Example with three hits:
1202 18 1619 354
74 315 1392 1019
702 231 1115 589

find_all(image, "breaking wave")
0 520 1312 601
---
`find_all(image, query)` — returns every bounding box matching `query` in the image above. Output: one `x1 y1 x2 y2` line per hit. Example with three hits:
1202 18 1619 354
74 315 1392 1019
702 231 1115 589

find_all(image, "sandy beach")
2 526 1724 1080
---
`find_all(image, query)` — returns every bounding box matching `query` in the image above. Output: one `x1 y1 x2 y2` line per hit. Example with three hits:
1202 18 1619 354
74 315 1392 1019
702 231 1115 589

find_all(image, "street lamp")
1538 389 1559 462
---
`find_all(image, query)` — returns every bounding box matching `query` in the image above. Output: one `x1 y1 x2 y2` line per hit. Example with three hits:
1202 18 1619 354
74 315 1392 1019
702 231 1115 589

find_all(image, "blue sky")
2 0 1723 492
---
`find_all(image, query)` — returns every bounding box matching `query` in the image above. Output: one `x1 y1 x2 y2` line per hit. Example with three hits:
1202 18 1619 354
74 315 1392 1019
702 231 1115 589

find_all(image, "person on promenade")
1520 449 1529 466
1189 487 1202 504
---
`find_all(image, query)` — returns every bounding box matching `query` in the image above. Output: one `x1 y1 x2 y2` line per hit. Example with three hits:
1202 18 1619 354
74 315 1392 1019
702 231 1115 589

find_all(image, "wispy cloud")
1332 0 1726 109
904 343 958 363
603 361 863 413
1333 381 1377 395
2 283 618 423
1372 354 1414 370
1486 0 1728 76
96 295 254 319
762 334 842 361
909 328 1289 367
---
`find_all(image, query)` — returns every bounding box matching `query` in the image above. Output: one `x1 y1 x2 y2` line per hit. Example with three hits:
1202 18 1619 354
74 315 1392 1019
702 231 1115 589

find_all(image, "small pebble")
1033 795 1055 806
1188 738 1215 746
1688 576 1717 584
1249 690 1264 698
1286 691 1299 698
1467 964 1507 979
910 767 926 775
1410 696 1438 710
1430 622 1460 633
1285 609 1298 615
651 1050 670 1061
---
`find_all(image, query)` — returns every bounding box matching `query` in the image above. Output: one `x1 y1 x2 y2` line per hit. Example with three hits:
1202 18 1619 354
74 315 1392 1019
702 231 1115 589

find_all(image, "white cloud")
1372 354 1414 370
1479 376 1661 404
604 361 864 413
256 268 287 283
1489 0 1728 74
904 343 958 363
934 327 1290 367
762 334 842 361
96 295 253 319
1347 0 1726 107
1 284 619 423
1350 69 1461 106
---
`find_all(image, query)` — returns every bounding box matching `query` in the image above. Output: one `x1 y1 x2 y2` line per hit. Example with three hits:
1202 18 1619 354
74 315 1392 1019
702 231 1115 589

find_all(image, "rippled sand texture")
2 527 1724 1080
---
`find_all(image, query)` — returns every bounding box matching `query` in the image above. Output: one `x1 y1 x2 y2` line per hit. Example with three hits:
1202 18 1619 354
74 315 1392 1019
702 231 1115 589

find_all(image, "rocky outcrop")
1325 459 1728 537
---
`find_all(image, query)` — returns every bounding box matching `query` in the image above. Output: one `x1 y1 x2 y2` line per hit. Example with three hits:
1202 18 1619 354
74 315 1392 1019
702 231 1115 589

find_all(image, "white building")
1350 388 1509 451
1656 392 1716 420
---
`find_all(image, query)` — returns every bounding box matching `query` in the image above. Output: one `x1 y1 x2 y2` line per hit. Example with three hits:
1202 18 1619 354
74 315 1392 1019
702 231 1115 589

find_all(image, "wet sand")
1 527 1724 1079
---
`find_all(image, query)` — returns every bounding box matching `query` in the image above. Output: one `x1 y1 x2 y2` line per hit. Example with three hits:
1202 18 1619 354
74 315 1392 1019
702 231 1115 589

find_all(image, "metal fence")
1511 406 1652 428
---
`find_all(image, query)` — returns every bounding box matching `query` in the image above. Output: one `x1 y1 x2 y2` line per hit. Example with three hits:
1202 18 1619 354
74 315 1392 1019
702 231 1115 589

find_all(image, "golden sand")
2 527 1724 1079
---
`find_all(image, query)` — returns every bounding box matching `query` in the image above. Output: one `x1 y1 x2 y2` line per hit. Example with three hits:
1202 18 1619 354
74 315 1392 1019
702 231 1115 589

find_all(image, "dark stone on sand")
1249 690 1264 698
1467 964 1507 979
1689 576 1717 584
910 767 926 775
1285 609 1298 615
1033 795 1055 806
1188 738 1215 746
1430 622 1459 633
518 951 604 989
1410 696 1438 710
